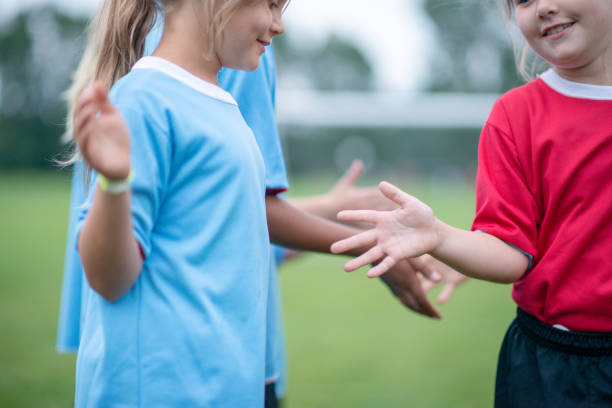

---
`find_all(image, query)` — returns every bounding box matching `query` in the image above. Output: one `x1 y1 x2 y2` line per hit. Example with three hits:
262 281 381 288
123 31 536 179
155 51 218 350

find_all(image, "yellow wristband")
98 170 134 195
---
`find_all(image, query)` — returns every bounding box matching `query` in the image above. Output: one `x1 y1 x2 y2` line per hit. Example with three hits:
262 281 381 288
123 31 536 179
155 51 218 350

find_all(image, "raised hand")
74 82 131 181
331 181 441 278
328 160 398 213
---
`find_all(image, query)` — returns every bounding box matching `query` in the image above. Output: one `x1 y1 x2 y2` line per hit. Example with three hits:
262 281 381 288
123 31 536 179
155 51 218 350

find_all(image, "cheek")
516 15 536 39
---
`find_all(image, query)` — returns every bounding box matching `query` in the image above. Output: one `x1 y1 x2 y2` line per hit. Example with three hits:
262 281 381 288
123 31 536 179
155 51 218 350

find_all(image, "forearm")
266 195 368 256
289 194 337 221
78 187 143 302
432 220 528 283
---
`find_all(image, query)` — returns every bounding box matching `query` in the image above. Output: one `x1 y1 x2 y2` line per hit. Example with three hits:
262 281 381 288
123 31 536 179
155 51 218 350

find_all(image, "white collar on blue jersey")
540 69 612 100
132 56 238 106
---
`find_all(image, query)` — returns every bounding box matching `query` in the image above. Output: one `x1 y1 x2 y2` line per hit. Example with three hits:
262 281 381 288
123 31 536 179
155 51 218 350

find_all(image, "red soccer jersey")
472 70 612 332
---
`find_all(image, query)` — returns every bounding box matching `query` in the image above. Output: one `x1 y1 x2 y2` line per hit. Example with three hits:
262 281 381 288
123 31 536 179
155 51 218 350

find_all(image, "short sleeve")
218 47 289 194
471 101 539 260
75 104 171 259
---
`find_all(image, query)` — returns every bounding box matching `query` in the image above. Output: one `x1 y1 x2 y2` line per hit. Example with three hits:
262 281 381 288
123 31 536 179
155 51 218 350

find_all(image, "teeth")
546 23 572 36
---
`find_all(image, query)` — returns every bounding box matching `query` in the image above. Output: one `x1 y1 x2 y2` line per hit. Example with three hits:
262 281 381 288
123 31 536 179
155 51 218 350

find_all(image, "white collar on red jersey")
540 69 612 100
132 56 237 106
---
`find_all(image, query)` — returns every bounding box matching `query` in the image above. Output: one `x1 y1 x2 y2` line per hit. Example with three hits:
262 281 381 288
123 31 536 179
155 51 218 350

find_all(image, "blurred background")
0 0 523 406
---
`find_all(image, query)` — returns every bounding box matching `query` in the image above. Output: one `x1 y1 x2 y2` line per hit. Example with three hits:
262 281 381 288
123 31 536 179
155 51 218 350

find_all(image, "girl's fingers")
398 292 420 314
410 256 442 282
379 181 415 208
437 283 457 304
91 83 116 115
344 245 384 272
330 229 377 254
75 85 98 113
334 159 363 191
336 209 378 224
421 279 437 292
366 255 397 278
74 104 99 140
76 126 93 159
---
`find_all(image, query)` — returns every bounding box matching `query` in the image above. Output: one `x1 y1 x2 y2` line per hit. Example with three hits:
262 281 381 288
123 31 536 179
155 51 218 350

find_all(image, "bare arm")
78 188 143 302
332 181 528 283
289 160 396 221
266 195 366 255
74 84 142 302
432 222 527 283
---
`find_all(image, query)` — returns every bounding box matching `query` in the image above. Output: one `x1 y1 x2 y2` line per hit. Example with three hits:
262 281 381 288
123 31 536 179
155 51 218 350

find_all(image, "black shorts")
495 308 612 408
265 382 283 408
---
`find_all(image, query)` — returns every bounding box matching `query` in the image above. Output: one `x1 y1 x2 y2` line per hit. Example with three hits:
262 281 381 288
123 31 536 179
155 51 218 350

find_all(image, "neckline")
132 56 237 106
539 69 612 101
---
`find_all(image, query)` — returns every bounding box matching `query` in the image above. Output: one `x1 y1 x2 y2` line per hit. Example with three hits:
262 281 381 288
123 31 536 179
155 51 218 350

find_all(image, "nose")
270 9 285 37
536 0 559 18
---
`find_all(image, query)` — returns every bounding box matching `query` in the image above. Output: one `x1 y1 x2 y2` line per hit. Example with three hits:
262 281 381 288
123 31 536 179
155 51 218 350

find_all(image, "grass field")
0 171 515 407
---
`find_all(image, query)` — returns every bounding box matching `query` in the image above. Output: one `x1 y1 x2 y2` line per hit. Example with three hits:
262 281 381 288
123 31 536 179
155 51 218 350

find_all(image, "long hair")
62 0 159 165
63 0 245 172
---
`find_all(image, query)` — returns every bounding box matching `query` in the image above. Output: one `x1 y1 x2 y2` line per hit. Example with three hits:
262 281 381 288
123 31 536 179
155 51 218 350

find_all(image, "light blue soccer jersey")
74 57 270 407
56 160 85 354
58 19 291 400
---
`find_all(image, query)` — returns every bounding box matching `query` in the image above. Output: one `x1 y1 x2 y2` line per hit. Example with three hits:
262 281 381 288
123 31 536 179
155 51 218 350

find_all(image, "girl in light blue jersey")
68 0 287 406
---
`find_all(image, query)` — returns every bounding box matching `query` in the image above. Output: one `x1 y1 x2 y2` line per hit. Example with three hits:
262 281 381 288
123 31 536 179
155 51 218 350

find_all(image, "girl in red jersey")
332 0 612 406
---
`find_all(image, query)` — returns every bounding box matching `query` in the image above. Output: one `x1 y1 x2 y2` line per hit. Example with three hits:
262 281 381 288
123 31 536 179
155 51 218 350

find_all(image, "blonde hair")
500 0 549 81
63 0 245 166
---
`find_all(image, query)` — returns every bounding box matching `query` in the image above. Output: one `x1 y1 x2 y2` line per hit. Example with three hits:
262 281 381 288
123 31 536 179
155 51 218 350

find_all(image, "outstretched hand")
74 82 131 181
331 181 440 277
381 259 441 319
380 255 468 318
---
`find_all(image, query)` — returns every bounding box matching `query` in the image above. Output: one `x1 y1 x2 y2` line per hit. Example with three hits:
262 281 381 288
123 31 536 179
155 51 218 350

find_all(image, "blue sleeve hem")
475 230 534 271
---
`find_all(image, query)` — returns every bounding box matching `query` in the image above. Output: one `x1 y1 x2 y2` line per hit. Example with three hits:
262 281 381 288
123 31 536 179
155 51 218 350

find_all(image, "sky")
0 0 435 91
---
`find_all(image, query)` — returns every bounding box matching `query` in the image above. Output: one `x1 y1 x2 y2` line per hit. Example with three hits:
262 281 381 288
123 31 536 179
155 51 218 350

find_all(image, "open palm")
331 181 441 277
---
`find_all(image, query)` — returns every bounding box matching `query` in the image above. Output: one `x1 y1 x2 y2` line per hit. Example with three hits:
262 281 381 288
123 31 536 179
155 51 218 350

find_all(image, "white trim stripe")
132 56 237 106
540 69 612 100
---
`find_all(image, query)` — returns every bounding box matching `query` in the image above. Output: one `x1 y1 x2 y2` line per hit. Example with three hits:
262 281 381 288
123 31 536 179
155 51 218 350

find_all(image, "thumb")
91 83 115 115
333 160 363 191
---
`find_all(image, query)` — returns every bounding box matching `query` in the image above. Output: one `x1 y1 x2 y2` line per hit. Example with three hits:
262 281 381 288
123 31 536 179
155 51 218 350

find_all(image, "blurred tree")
309 35 373 91
422 0 522 93
275 33 374 91
0 7 86 168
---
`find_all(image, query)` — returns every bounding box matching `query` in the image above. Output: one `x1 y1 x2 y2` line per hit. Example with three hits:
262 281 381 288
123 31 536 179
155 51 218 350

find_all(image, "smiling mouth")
257 40 271 47
543 22 574 37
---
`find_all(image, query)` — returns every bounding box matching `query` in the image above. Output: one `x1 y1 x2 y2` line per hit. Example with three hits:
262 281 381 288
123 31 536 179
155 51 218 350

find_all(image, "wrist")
431 218 449 256
98 169 134 195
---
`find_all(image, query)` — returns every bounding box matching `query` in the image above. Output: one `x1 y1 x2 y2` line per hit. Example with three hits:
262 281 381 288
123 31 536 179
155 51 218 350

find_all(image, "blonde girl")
71 0 286 406
333 0 612 406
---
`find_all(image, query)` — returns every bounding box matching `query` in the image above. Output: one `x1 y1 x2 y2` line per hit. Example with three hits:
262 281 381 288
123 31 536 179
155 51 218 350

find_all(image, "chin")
224 57 260 72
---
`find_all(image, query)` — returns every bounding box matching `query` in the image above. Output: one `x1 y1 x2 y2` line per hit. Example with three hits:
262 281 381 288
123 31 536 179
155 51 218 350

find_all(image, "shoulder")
110 69 174 105
485 80 542 136
495 80 539 112
109 70 186 132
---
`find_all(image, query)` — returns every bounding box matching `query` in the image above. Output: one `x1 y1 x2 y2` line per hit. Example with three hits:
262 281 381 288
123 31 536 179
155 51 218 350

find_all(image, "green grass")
0 171 76 407
0 171 515 407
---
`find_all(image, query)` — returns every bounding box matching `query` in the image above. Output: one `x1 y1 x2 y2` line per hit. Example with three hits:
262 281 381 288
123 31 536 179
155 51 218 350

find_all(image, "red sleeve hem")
137 242 146 260
266 188 288 196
